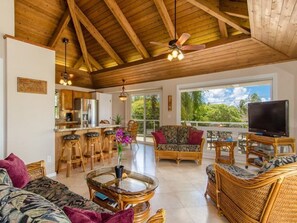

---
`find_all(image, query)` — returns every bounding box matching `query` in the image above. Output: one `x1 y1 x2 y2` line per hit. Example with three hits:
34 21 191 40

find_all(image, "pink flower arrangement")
115 128 132 144
115 129 132 165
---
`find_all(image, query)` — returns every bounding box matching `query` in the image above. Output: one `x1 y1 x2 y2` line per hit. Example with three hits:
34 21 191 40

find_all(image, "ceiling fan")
150 0 206 61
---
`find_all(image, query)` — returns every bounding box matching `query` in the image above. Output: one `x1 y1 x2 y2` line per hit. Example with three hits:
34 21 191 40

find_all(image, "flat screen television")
248 100 289 137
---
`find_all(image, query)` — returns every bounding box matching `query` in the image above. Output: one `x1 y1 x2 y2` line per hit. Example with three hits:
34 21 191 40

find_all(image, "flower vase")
115 143 124 179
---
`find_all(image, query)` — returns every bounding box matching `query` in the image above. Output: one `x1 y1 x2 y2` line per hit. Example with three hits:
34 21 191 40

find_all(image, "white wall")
0 0 14 159
99 61 297 139
6 38 56 174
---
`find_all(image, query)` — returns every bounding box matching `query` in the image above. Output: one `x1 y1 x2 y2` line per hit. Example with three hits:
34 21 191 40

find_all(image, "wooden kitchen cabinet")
60 89 73 110
73 91 92 100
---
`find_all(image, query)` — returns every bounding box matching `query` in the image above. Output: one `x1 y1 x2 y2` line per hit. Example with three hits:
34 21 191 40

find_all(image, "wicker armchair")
205 157 297 223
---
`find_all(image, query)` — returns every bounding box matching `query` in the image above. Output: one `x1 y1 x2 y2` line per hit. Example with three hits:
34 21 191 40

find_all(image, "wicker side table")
214 141 237 165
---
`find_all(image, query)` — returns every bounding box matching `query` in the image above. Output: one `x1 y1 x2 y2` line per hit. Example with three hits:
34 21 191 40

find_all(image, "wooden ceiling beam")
186 0 250 35
67 0 92 72
153 0 177 40
218 20 228 38
88 53 103 70
219 0 249 19
73 56 84 69
48 9 71 48
103 0 150 59
74 4 124 65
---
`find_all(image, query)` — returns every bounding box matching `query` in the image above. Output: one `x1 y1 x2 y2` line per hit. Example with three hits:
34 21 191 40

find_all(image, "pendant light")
59 38 72 86
119 79 128 101
167 0 184 61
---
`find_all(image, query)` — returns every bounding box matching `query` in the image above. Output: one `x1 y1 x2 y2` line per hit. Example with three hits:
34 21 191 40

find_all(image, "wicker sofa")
205 155 297 223
0 160 165 222
152 125 205 164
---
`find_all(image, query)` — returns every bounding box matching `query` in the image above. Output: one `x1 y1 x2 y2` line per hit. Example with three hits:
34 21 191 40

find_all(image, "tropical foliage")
181 91 262 123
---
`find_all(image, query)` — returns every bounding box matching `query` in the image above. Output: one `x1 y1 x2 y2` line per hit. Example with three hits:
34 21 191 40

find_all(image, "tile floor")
53 144 230 223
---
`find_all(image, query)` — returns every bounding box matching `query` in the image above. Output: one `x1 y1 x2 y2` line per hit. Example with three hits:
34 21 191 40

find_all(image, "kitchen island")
54 124 119 171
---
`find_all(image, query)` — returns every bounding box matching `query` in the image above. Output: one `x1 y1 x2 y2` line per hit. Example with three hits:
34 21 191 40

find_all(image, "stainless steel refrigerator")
73 98 99 126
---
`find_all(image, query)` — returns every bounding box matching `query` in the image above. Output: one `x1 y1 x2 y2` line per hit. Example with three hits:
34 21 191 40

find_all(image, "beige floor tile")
54 143 231 222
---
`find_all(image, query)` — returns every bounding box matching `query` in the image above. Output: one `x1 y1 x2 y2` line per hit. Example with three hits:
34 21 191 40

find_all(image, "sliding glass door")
130 93 161 143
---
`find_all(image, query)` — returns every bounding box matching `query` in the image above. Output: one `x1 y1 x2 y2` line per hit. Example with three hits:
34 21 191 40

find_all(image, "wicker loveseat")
205 155 297 223
152 125 205 164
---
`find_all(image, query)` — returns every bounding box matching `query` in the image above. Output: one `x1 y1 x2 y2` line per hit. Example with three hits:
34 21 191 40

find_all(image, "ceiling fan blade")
176 33 191 47
69 73 74 78
150 41 168 47
181 44 206 51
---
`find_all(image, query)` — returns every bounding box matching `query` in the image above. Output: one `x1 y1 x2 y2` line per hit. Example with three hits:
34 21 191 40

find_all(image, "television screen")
248 100 289 137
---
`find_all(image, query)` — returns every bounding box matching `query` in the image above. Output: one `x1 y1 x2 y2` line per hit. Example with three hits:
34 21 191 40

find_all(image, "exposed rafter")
67 0 92 72
48 9 71 47
186 0 250 35
88 53 103 70
220 0 249 19
104 0 150 59
73 56 84 69
74 4 124 65
218 20 228 38
153 0 177 40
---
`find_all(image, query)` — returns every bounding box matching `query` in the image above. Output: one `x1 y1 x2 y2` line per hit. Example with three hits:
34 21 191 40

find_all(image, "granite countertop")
54 124 120 132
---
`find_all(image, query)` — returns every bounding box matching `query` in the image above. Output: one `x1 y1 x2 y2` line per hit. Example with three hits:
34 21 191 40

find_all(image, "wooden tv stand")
245 133 296 168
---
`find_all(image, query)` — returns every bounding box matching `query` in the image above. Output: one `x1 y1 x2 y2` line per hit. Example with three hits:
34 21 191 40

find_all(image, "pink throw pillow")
0 153 30 188
188 129 203 145
152 131 167 144
102 209 134 223
63 206 134 223
63 206 102 223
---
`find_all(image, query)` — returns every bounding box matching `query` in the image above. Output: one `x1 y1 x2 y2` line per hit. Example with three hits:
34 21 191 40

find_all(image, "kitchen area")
54 89 117 173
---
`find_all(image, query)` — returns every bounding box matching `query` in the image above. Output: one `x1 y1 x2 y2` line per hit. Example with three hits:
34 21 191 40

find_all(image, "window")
179 80 272 155
130 93 161 143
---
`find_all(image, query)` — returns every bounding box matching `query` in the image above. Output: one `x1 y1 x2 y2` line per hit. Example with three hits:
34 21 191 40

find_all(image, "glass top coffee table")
86 167 159 223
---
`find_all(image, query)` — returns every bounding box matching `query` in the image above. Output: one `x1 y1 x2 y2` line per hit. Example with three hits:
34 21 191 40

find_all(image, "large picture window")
179 80 272 155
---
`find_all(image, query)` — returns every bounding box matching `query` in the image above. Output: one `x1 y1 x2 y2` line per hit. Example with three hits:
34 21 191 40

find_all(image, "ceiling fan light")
59 79 65 85
67 80 72 85
119 95 128 101
172 49 178 58
119 79 128 102
178 52 184 60
167 54 173 61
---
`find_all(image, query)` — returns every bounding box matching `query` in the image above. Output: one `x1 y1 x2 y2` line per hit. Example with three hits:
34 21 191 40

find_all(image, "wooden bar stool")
84 132 104 170
56 134 85 177
102 129 116 162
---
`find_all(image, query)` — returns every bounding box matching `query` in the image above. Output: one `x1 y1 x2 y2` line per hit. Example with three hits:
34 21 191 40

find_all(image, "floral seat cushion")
157 144 179 151
160 126 178 144
0 168 13 187
177 144 200 152
0 185 70 222
24 177 110 214
177 126 190 144
258 154 297 174
85 132 99 138
206 164 255 183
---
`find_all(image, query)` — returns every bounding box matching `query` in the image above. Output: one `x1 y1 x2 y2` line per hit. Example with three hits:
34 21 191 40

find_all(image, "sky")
203 85 271 106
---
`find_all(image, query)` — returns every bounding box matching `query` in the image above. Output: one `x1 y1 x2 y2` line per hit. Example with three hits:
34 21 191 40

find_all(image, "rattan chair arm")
215 162 297 189
146 208 166 223
26 160 46 181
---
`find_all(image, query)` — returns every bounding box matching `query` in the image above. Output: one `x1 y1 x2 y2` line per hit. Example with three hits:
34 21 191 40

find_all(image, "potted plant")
114 128 132 179
113 114 122 125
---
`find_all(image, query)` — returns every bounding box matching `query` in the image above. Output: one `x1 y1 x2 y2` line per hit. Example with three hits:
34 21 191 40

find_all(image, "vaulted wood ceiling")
15 0 296 89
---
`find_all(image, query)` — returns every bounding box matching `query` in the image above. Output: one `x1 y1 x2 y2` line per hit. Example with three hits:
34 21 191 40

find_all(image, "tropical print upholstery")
177 126 189 144
206 164 255 183
0 168 13 187
160 126 177 144
63 134 80 140
0 185 70 223
177 144 200 152
258 155 297 174
85 132 99 137
157 144 179 151
24 177 111 214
